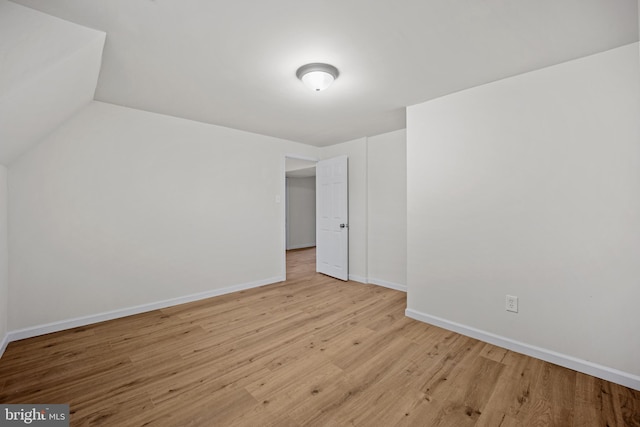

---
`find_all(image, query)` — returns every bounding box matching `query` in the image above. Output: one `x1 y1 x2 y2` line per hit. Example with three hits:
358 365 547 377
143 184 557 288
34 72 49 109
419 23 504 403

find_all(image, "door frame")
282 154 318 281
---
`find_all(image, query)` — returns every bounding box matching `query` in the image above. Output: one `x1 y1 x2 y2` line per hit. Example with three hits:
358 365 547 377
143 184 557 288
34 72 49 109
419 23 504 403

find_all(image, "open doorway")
283 156 317 279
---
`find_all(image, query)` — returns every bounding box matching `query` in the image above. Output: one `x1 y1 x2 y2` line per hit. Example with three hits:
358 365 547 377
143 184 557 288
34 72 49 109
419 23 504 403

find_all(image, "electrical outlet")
506 295 518 313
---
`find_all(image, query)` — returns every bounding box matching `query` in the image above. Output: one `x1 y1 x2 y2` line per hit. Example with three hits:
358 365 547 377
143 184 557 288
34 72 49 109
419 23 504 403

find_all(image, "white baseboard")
6 276 283 344
347 275 407 292
348 274 367 284
368 278 407 292
405 308 640 391
0 333 8 359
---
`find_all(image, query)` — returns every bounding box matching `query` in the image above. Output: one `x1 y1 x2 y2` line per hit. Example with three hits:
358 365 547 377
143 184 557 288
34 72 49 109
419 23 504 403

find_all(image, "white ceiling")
0 0 104 164
10 0 639 147
286 158 316 178
286 167 316 179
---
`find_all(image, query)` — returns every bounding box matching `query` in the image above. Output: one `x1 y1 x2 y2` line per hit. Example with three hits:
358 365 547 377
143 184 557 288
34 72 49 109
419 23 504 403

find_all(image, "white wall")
286 176 316 250
320 132 408 288
320 129 407 290
367 129 407 291
8 101 318 331
0 165 8 354
5 97 407 333
321 138 368 282
407 43 640 382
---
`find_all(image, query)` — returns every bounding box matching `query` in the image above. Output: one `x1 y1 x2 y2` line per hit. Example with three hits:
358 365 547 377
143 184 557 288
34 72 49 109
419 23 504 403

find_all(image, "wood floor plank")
0 338 113 388
475 410 521 427
0 327 99 371
531 362 576 426
148 362 271 407
573 372 623 427
302 336 424 426
477 350 543 424
227 404 301 427
618 387 640 427
479 342 509 363
70 391 155 427
442 355 505 422
310 326 377 362
245 353 346 422
0 247 638 426
0 355 136 404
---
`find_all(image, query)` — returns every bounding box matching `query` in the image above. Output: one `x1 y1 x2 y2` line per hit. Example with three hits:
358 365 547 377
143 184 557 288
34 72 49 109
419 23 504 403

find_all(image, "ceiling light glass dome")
296 63 339 92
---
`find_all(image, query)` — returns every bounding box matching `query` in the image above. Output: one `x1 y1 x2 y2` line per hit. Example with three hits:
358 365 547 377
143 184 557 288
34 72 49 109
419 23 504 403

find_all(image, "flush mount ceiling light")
296 63 339 92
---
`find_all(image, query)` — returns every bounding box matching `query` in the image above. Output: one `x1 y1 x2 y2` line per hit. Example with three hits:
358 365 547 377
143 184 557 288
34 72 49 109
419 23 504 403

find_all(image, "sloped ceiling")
8 0 640 147
0 0 104 165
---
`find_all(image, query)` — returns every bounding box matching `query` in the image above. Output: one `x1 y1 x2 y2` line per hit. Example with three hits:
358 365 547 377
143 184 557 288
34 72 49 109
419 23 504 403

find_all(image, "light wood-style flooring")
1 247 639 426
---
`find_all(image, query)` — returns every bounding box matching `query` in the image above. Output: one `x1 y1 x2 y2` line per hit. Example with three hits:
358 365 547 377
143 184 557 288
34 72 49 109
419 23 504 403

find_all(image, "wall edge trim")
0 333 8 359
5 276 283 345
405 308 640 391
368 277 407 292
348 274 367 284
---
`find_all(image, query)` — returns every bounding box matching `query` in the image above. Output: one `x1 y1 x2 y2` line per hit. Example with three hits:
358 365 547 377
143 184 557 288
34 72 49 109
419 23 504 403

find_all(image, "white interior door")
316 155 348 281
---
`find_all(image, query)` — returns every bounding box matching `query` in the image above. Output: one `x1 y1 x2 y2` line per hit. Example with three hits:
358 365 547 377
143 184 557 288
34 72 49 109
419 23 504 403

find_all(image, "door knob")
340 223 348 228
